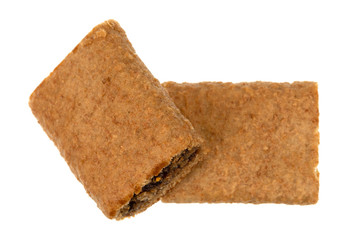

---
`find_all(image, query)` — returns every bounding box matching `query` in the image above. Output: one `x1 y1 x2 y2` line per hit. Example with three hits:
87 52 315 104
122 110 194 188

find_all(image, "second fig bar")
162 82 319 204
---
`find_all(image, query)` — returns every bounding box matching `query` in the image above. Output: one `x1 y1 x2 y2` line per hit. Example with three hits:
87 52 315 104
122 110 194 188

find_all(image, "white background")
1 0 347 239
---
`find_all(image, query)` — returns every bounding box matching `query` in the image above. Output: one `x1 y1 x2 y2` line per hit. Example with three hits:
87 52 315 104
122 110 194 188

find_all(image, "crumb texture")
29 20 200 219
162 82 319 204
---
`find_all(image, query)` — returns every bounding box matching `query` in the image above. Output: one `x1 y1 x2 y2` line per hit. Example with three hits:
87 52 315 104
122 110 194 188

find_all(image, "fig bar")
162 82 319 204
29 20 201 220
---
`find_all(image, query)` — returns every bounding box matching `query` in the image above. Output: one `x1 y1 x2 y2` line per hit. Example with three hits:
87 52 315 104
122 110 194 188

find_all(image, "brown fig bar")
162 82 319 204
29 20 201 220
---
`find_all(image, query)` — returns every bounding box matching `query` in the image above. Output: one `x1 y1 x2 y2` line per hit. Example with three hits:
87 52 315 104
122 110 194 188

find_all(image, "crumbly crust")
29 20 201 219
162 82 319 204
